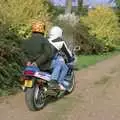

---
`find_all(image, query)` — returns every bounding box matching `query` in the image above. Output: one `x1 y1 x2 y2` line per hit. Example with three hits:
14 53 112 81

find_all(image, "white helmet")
48 26 63 40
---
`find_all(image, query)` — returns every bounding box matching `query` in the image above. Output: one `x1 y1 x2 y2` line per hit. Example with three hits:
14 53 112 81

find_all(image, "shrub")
73 22 105 55
52 7 65 17
115 8 120 22
0 0 52 24
116 0 120 8
0 0 54 39
0 24 26 95
0 0 56 96
81 6 120 52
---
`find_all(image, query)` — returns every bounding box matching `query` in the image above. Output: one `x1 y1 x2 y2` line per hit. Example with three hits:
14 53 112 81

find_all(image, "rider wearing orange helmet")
32 21 45 35
21 20 54 71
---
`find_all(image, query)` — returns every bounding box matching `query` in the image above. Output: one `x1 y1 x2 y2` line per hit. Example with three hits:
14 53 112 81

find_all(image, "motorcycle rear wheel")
25 85 46 111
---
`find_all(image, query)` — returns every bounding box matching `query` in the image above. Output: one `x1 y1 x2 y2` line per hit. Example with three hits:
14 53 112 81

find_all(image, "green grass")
76 51 120 70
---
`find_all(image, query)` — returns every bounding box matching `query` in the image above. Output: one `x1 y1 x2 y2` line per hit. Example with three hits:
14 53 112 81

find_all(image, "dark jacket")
21 33 57 70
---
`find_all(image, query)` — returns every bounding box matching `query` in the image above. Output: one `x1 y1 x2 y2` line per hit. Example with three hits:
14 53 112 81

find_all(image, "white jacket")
48 37 73 59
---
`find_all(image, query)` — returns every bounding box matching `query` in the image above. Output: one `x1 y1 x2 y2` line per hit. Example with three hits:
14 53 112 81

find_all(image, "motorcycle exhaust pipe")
47 89 58 96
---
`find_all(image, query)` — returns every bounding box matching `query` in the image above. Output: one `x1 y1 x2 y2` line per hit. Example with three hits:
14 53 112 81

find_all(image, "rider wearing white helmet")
48 26 74 90
48 26 73 61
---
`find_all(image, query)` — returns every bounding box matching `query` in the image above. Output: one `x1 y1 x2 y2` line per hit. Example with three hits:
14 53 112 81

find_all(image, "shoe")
59 84 66 91
48 80 59 89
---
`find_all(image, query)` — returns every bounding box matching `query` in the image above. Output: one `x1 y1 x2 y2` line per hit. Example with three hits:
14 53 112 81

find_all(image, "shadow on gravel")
45 94 65 107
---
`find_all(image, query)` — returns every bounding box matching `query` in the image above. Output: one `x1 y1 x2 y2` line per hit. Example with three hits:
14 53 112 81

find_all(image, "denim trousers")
51 56 68 84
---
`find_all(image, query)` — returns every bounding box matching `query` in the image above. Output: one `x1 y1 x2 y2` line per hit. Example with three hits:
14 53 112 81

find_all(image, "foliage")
0 0 56 96
73 22 105 54
0 0 52 24
10 24 32 39
116 0 120 8
0 24 25 95
0 0 57 96
76 0 88 15
81 6 120 52
0 0 54 39
53 7 65 17
115 8 120 22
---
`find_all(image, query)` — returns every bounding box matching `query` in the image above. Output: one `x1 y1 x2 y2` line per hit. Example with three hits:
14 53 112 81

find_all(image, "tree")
78 0 83 11
116 0 120 8
77 0 83 14
65 0 72 14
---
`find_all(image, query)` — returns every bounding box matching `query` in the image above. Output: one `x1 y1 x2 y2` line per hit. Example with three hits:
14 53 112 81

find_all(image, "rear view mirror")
73 46 81 52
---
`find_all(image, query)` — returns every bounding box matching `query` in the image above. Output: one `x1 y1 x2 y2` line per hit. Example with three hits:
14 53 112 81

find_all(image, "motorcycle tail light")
24 70 34 76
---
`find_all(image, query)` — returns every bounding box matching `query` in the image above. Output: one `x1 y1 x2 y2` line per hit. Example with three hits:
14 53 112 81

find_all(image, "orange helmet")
32 21 45 33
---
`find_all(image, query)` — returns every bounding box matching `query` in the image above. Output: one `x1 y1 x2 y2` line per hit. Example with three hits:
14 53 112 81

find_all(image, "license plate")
24 80 33 87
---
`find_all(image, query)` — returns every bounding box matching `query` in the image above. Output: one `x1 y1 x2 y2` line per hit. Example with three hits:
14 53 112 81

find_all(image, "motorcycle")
20 51 77 111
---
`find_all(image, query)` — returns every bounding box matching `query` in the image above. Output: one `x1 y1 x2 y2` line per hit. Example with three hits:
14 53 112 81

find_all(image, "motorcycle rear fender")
34 72 51 81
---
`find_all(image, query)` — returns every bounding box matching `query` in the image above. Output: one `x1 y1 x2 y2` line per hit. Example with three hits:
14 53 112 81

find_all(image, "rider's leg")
49 58 63 88
49 56 69 90
56 56 69 90
58 63 69 88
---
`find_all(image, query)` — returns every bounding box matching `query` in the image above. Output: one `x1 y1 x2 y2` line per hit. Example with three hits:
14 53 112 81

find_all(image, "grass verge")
76 51 120 70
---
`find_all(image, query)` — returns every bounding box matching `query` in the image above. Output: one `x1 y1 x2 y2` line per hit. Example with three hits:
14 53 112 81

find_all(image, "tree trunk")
65 0 72 14
77 0 83 14
78 0 83 7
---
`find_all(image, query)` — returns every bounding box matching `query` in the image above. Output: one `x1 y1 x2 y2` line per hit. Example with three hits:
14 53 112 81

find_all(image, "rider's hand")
68 56 75 63
59 57 65 62
31 62 37 67
26 61 31 66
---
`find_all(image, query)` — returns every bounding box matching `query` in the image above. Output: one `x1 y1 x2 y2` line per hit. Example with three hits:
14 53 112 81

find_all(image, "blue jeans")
51 56 68 84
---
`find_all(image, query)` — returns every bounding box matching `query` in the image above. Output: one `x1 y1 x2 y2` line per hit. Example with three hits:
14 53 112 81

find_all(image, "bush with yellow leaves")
0 0 54 38
81 6 120 52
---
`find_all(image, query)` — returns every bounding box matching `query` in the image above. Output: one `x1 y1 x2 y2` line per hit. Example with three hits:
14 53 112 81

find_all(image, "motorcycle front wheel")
66 71 75 94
